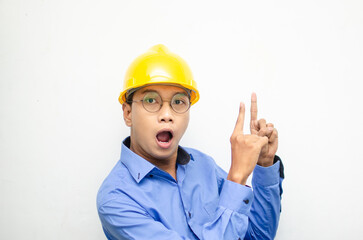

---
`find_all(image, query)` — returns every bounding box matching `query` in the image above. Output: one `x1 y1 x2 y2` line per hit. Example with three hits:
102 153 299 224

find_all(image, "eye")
143 92 160 105
173 99 186 105
172 93 189 106
144 97 156 104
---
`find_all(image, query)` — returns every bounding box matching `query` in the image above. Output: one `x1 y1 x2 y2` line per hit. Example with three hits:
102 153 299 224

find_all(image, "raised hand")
250 93 278 167
227 102 269 185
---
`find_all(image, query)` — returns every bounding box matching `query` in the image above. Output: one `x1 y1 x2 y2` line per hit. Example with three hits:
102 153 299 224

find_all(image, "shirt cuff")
252 160 280 187
219 179 254 214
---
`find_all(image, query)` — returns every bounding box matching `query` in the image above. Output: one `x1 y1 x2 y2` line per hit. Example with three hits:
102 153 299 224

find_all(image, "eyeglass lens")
142 92 190 113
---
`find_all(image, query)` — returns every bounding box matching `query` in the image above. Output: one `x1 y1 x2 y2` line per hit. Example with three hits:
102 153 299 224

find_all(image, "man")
97 44 284 240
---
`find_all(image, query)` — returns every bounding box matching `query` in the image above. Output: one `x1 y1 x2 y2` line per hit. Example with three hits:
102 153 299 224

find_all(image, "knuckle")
231 134 246 144
257 131 264 137
258 118 266 123
236 134 244 142
260 127 267 134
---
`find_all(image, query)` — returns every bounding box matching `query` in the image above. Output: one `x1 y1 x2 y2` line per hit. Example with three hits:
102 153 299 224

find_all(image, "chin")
153 142 179 159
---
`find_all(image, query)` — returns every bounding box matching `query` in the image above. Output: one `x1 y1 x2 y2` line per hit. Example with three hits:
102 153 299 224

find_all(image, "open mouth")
156 130 173 143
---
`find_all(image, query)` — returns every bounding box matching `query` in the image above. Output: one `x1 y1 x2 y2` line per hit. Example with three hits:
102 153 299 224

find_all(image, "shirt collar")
120 137 193 183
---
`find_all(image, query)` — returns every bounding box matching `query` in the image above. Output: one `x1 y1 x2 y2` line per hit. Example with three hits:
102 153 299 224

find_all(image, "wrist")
227 172 248 185
257 156 274 167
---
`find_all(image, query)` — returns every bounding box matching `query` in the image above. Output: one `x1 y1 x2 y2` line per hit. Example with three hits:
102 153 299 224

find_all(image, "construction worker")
97 44 284 240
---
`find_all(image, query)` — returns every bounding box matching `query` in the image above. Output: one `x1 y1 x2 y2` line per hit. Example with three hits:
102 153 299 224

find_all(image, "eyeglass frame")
126 90 191 113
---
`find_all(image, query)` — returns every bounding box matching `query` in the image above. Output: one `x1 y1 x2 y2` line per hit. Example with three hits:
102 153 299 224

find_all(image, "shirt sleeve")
213 157 284 240
200 178 254 240
245 158 284 240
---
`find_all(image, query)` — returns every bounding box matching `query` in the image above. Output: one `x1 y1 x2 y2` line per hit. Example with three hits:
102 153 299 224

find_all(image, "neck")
154 159 177 180
129 143 178 181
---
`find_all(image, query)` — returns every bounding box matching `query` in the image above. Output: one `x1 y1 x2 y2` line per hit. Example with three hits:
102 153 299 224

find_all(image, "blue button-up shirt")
97 137 283 240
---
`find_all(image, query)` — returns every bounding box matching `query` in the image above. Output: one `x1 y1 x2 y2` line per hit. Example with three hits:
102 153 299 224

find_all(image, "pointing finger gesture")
250 93 259 135
232 102 245 136
248 93 279 167
228 102 269 185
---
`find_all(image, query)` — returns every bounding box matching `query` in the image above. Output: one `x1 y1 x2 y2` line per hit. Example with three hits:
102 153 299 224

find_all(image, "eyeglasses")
130 91 191 113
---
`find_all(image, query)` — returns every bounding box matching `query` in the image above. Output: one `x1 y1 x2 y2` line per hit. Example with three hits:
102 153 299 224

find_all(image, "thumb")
258 136 269 148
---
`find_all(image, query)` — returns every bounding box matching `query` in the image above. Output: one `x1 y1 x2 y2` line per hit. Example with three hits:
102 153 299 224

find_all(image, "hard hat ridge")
149 44 169 54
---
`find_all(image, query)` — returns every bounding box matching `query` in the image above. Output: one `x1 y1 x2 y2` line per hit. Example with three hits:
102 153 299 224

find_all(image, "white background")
1 0 362 239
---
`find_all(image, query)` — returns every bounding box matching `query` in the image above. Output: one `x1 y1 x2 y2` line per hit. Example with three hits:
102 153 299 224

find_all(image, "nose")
157 102 174 123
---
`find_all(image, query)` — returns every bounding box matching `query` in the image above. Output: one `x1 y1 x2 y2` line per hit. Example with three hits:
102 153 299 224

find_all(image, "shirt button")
188 211 191 218
149 174 153 178
243 199 249 204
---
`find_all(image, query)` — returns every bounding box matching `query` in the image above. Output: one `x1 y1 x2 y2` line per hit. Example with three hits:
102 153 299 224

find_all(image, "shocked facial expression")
123 85 190 165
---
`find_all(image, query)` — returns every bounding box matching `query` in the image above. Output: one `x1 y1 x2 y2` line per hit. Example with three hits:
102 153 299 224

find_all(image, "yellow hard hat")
118 44 200 105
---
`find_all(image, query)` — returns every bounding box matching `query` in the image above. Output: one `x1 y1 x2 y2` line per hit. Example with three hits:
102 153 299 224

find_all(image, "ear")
122 103 132 127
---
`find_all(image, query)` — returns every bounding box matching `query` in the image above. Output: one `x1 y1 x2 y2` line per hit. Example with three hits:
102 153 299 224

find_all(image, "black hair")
125 92 135 105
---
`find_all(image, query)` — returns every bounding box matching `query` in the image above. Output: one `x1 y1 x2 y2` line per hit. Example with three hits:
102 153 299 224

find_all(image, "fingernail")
268 127 273 131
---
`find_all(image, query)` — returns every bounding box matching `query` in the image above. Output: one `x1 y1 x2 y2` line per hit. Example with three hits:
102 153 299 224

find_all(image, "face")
122 85 190 165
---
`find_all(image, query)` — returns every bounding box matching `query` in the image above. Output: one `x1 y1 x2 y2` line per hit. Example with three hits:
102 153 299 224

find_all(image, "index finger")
250 92 258 121
233 102 245 134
